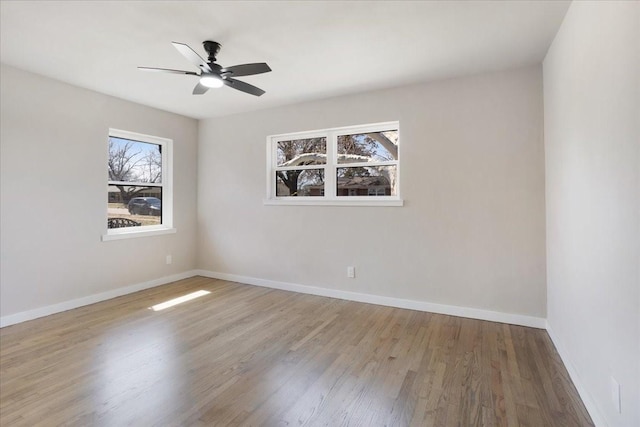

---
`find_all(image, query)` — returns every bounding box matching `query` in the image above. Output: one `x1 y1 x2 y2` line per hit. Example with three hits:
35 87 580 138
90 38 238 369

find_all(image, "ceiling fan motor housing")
203 41 221 62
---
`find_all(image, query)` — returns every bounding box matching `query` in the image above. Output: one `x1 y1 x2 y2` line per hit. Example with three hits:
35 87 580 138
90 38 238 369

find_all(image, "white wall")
543 2 640 426
197 65 547 320
0 64 198 319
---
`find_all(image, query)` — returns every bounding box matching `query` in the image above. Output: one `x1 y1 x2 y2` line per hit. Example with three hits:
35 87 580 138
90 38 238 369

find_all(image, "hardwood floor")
0 276 593 426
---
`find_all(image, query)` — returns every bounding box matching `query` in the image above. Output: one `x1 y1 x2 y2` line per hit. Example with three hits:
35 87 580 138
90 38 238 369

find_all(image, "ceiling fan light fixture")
200 75 224 88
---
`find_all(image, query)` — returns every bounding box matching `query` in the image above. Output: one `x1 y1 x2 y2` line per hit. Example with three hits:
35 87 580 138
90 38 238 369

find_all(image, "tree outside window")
268 122 400 204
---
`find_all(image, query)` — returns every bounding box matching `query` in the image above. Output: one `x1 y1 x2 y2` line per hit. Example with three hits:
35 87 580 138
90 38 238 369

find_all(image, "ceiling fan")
139 41 271 96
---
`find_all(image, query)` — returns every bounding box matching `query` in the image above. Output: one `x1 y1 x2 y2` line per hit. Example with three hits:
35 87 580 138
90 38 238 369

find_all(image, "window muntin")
267 122 400 205
106 129 172 236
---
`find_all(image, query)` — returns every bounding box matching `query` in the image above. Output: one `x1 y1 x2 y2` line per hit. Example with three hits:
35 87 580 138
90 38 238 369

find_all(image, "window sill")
263 199 404 207
101 227 177 241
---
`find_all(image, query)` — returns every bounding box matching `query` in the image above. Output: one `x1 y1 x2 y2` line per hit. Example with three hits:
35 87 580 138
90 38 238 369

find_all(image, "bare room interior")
0 1 638 426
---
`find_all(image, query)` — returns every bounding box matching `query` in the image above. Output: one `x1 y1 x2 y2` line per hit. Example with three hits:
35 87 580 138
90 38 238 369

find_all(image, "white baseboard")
0 270 198 328
194 270 547 329
1 268 547 330
546 323 607 427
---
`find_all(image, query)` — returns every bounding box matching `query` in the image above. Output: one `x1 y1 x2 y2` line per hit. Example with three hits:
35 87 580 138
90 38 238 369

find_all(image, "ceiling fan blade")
172 41 212 73
138 67 199 75
223 77 265 97
221 63 271 77
192 82 210 95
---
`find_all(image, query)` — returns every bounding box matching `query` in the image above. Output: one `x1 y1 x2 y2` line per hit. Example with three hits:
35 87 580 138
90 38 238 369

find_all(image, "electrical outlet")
611 377 621 413
347 266 355 278
165 255 172 265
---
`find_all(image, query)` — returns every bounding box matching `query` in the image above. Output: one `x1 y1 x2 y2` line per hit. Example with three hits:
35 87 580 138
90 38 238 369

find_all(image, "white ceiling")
0 1 570 120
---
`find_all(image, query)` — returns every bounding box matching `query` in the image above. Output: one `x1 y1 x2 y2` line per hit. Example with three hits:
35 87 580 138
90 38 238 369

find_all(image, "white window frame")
102 128 175 241
265 121 403 206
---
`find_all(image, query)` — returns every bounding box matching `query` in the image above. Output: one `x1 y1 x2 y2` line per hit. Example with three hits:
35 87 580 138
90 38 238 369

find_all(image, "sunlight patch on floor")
150 290 211 311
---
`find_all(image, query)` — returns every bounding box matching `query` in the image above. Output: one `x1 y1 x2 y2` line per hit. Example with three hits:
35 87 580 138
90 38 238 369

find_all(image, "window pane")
109 137 162 183
108 185 162 228
336 166 397 197
277 137 326 166
276 169 325 197
337 130 398 164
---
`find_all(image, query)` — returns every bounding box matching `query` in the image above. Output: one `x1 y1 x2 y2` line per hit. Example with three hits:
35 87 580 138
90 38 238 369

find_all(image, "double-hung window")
266 121 401 206
103 128 174 240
